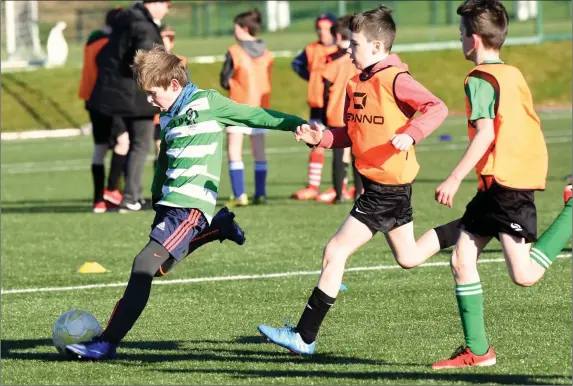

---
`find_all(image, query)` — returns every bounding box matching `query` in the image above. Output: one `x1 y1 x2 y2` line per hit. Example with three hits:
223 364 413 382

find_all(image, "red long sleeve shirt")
318 54 448 149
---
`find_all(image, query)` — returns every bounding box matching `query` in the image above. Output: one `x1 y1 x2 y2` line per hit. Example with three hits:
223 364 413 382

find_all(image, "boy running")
257 6 448 355
431 0 559 368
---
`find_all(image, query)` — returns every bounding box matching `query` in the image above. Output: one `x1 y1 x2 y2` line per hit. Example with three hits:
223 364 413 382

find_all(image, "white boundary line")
2 253 570 296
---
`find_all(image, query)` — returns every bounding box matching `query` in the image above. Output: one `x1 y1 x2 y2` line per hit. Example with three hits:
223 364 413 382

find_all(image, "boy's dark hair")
234 8 263 37
349 6 396 51
457 0 509 50
331 15 352 41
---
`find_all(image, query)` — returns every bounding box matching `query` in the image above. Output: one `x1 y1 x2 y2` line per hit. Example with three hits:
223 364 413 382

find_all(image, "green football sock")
456 282 489 356
530 199 572 269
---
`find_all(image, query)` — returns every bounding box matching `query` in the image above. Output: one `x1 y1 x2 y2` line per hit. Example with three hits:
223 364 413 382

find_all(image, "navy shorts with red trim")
149 206 208 260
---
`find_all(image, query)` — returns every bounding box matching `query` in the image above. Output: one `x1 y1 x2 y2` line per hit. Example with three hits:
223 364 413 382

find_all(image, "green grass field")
1 111 572 385
2 41 572 132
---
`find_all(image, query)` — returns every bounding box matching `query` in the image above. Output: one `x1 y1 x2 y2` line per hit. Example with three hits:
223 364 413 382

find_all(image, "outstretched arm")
212 92 306 131
435 119 495 207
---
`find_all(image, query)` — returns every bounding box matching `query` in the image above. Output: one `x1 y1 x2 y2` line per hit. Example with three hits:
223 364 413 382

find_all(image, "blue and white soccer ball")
52 309 102 355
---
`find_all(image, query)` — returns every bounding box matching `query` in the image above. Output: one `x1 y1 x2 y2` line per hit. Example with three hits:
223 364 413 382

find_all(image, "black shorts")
88 109 126 145
149 206 208 260
154 124 161 141
350 176 413 234
461 182 537 243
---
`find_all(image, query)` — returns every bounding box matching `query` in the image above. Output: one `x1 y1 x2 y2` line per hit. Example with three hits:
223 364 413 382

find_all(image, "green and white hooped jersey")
152 87 306 223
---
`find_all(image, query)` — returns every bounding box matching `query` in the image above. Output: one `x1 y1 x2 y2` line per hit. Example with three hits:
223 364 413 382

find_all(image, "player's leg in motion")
65 239 171 360
226 128 248 207
250 132 268 204
65 207 245 360
363 213 461 271
527 185 572 275
432 230 497 369
408 185 563 267
502 186 572 286
408 218 463 267
155 206 246 277
258 216 374 354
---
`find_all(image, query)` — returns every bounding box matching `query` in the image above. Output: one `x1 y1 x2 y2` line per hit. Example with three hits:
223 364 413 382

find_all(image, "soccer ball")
52 309 102 355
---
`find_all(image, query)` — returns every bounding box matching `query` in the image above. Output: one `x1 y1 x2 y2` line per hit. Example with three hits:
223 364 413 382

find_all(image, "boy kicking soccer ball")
66 45 308 360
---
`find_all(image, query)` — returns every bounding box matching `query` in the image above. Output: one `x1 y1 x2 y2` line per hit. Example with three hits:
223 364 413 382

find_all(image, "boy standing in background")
317 15 362 204
290 13 339 200
220 9 273 206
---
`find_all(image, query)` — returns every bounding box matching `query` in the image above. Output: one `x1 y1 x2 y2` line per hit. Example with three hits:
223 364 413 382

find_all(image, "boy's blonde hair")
133 44 187 90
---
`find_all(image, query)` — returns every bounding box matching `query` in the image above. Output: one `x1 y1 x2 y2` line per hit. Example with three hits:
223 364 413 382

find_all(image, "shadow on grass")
1 336 410 367
1 338 180 362
157 367 572 385
3 337 571 384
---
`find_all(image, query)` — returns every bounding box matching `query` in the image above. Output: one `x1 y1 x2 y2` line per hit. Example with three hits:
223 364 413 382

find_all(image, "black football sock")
296 287 336 344
101 240 169 344
91 164 105 203
434 218 462 249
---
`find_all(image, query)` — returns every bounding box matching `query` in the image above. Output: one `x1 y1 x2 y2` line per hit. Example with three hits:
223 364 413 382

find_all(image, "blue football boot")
65 338 117 360
258 324 316 355
212 206 246 245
